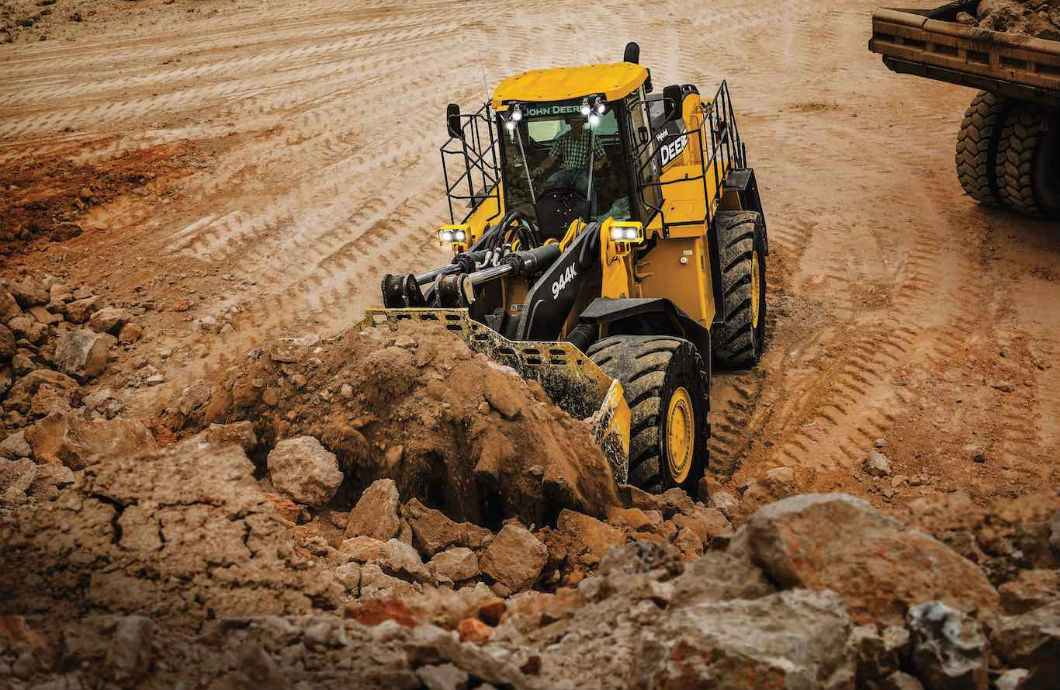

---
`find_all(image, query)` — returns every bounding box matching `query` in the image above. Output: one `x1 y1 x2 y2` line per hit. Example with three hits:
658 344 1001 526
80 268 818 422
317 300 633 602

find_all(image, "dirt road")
1 0 1057 512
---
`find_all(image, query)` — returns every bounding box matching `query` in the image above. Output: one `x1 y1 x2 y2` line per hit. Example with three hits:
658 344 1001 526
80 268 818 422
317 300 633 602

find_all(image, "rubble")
907 601 989 690
479 524 547 592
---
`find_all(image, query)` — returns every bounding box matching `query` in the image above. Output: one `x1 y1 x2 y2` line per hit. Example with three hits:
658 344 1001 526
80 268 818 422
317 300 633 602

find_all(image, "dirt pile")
171 321 621 528
955 0 1060 40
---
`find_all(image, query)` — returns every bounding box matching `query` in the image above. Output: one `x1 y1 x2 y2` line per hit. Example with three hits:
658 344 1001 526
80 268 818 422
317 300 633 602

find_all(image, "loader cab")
489 63 665 240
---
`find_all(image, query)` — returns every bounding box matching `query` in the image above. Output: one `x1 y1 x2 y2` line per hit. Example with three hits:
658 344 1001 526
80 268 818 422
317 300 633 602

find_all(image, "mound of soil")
184 321 621 528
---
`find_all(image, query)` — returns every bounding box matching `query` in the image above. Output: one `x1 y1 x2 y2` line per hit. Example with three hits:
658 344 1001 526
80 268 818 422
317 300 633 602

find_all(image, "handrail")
439 102 502 224
632 81 745 235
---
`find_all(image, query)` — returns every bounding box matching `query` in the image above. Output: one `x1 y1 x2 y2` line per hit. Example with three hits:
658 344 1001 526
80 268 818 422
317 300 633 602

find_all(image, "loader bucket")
360 308 631 482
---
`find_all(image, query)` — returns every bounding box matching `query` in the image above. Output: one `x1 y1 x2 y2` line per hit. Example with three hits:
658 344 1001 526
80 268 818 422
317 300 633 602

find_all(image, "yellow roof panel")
491 62 648 110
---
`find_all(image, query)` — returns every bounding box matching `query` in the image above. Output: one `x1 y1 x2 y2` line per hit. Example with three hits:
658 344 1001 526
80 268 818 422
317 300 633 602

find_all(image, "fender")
578 297 711 369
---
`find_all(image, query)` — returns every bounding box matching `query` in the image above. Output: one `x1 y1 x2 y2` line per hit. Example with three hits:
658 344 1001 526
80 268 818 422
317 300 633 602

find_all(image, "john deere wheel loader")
368 43 768 496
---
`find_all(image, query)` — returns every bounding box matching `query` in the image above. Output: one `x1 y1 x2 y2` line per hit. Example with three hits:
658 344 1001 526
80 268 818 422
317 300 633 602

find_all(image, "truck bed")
869 3 1059 105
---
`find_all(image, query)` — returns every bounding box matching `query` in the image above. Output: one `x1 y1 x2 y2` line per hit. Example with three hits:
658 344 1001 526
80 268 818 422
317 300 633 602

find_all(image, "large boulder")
345 478 401 540
480 524 547 592
554 509 626 568
636 589 856 689
265 436 342 507
53 329 116 379
25 411 158 470
88 307 131 335
907 601 989 690
732 494 999 625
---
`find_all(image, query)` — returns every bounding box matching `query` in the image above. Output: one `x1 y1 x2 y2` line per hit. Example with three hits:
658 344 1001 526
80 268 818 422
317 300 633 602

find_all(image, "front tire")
588 335 710 495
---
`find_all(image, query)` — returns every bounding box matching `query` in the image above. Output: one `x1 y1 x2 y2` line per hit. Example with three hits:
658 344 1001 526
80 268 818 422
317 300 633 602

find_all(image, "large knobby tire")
955 90 1008 207
712 210 766 369
588 335 710 495
995 101 1059 219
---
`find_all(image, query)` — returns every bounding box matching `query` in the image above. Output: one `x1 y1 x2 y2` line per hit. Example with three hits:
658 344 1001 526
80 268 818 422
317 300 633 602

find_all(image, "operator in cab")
532 114 608 196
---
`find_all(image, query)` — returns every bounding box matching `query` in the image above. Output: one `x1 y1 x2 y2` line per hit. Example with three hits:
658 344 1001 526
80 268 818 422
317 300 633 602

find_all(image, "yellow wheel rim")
750 250 761 329
666 386 694 484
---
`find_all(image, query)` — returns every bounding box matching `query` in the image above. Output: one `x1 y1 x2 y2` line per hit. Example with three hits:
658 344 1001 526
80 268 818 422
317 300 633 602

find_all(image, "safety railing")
440 102 502 224
633 80 746 234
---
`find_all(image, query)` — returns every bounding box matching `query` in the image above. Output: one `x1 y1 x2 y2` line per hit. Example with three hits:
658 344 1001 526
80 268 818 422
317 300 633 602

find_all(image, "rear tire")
995 101 1059 219
712 211 766 369
955 90 1007 207
588 335 709 495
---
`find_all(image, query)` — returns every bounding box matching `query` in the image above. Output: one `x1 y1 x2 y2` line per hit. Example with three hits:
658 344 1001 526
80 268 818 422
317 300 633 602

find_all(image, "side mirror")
623 42 640 64
662 85 683 123
446 103 463 139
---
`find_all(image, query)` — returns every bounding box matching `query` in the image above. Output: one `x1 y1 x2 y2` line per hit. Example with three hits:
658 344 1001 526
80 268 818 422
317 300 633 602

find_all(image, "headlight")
588 113 601 128
453 229 466 242
440 229 455 243
609 224 642 242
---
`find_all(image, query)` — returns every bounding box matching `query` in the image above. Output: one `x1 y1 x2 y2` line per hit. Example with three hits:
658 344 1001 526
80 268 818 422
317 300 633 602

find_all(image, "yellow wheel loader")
369 43 768 496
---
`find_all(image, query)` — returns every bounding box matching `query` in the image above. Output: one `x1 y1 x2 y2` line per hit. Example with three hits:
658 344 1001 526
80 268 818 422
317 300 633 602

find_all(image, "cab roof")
491 62 648 111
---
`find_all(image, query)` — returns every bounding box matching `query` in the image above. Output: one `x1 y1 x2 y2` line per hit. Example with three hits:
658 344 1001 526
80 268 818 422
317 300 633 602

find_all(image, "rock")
345 479 401 540
709 490 739 520
995 669 1030 690
8 278 48 308
0 324 14 359
0 430 31 459
358 563 419 601
416 663 470 690
25 411 158 470
88 306 130 334
998 569 1059 615
402 498 492 557
865 450 892 477
0 289 22 321
733 493 999 625
429 547 480 583
106 616 154 685
7 315 46 343
907 601 988 690
853 624 911 685
556 509 625 567
672 505 734 549
189 422 258 453
987 600 1060 690
266 436 342 507
63 296 99 324
883 671 926 690
118 322 143 344
669 551 774 606
1 458 37 503
636 589 855 689
376 538 432 583
457 618 494 644
333 561 361 593
28 463 75 497
338 536 387 563
2 369 79 414
761 466 797 495
480 524 547 592
11 353 36 376
53 329 116 379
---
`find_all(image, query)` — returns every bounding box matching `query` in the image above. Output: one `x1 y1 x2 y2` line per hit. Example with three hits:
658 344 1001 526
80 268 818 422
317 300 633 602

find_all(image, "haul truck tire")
713 211 767 369
588 335 710 495
995 101 1060 219
955 90 1007 207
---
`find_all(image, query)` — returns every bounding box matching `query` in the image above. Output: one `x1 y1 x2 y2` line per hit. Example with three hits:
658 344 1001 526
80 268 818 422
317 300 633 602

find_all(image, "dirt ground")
1 0 1057 517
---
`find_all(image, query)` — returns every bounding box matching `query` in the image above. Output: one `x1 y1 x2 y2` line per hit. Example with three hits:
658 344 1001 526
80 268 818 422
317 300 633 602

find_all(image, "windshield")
500 106 632 225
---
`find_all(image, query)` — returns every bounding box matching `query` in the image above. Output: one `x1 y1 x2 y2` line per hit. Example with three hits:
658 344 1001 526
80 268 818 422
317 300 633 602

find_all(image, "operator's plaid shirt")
549 131 605 170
